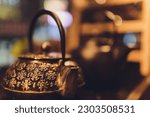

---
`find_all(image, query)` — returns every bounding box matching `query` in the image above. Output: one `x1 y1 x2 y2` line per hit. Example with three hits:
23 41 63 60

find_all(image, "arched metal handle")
28 9 66 61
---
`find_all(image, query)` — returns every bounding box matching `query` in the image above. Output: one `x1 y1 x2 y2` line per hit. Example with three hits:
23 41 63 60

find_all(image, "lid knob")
41 42 51 53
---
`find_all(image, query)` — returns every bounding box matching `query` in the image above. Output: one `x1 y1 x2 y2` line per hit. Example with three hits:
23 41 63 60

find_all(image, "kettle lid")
18 52 71 60
19 42 71 60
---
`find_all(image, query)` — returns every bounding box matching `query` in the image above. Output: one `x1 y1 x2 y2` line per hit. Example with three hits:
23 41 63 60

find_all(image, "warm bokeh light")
44 0 73 28
44 0 68 12
47 11 73 28
123 33 137 48
95 0 106 5
105 10 123 26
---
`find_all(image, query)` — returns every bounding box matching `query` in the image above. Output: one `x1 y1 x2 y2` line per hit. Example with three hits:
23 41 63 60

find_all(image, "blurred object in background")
0 37 28 66
72 34 130 91
81 2 142 23
0 0 20 20
123 32 139 49
0 0 72 67
44 0 73 28
0 39 15 66
0 0 43 67
81 39 99 61
69 0 150 77
69 0 149 93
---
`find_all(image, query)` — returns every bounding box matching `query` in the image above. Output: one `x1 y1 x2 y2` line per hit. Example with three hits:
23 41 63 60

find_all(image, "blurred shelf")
127 50 140 62
74 0 142 9
81 20 143 35
0 22 28 37
69 0 150 76
100 0 142 6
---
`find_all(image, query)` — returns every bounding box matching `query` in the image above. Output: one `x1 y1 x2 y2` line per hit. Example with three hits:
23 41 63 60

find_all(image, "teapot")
1 9 84 99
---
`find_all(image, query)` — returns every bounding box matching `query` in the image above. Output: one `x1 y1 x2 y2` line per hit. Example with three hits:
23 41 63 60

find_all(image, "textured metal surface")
19 53 62 60
3 60 60 93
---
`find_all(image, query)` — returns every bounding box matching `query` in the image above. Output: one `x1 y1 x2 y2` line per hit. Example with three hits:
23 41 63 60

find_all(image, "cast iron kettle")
2 9 84 99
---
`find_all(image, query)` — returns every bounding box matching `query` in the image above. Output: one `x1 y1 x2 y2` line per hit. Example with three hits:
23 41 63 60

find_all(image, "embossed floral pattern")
9 78 17 88
17 62 26 71
21 79 32 91
26 63 37 71
3 60 60 92
37 80 49 91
